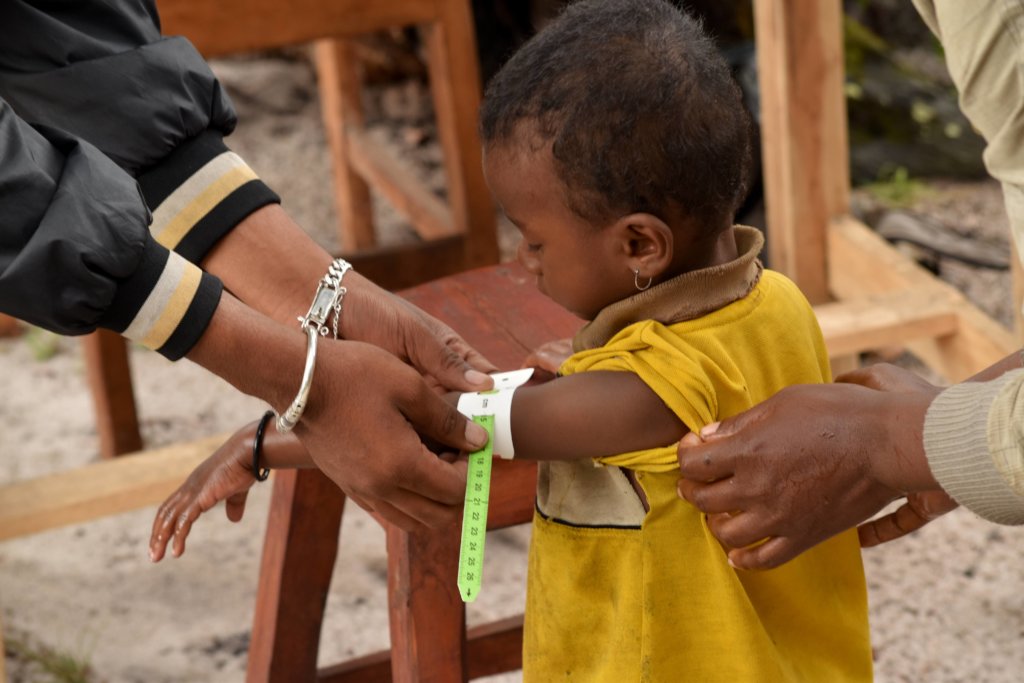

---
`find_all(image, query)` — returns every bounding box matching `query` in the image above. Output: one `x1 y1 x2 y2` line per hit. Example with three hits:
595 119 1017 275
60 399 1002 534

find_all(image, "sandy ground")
3 54 1024 682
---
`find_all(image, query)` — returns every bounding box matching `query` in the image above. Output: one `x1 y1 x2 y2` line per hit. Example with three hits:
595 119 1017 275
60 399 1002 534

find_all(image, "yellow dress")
523 268 873 682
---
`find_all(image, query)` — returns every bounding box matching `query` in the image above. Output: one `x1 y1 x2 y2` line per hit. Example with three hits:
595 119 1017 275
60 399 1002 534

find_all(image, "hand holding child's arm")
149 419 311 561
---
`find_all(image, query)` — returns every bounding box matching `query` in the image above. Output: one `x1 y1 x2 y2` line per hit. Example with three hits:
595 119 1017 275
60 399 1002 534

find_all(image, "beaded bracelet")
252 410 275 481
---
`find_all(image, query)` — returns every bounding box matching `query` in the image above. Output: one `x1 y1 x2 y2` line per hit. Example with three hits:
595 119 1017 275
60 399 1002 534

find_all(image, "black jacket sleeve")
0 0 280 358
0 99 221 359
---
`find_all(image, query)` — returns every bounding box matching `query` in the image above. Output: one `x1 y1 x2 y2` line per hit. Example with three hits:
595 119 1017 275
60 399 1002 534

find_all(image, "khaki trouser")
912 1 1024 257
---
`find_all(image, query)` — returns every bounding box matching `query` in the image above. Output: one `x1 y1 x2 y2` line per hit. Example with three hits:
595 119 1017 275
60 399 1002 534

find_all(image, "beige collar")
573 226 765 351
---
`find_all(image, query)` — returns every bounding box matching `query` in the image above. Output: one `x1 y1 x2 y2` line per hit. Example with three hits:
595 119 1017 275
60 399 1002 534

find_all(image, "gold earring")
633 268 653 291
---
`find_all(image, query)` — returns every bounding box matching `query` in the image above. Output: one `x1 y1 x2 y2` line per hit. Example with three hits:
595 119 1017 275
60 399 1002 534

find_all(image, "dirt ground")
3 54 1024 682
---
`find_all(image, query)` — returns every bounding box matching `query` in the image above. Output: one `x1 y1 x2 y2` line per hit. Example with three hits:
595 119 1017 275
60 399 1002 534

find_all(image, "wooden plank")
829 216 1019 380
315 39 376 252
754 0 848 303
347 128 456 241
247 470 345 683
0 312 20 337
158 0 439 57
0 435 225 541
424 0 500 268
316 616 523 683
81 330 143 457
465 616 524 680
343 235 468 291
815 290 960 358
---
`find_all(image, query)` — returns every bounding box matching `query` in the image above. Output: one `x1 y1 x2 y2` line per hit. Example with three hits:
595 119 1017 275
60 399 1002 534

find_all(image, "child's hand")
522 338 573 381
149 427 258 562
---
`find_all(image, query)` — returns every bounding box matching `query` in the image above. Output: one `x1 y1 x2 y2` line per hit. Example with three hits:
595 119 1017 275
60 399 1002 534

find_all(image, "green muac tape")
458 413 494 602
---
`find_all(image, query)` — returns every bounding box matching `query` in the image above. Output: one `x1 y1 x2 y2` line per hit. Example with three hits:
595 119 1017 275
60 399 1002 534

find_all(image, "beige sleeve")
924 369 1024 524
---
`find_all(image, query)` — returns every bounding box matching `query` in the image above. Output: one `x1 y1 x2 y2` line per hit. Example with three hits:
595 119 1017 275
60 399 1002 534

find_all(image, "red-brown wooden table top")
401 261 584 370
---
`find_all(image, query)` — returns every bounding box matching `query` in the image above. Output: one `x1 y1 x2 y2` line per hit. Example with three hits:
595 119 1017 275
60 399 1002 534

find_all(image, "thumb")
225 490 250 522
403 379 490 453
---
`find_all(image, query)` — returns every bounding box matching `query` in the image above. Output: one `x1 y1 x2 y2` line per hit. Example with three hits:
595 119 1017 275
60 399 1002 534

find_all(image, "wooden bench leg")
423 0 498 269
316 38 376 252
247 469 346 683
81 330 142 457
386 523 466 683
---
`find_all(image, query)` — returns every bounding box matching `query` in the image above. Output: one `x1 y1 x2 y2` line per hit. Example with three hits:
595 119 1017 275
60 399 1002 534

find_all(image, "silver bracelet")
276 259 353 432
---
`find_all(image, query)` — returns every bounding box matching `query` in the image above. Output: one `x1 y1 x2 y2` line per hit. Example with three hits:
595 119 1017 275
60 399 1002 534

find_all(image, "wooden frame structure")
1 0 1020 680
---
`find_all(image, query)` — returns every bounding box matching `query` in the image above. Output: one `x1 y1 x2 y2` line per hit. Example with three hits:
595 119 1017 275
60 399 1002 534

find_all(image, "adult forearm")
201 203 387 331
201 204 333 326
185 291 305 411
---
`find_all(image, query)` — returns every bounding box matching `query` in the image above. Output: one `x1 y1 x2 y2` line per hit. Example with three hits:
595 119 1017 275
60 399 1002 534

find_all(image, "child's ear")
610 213 674 280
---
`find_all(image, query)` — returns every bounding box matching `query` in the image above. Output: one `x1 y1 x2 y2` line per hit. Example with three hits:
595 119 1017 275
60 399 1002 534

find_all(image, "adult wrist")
873 390 940 494
186 292 311 411
276 259 353 432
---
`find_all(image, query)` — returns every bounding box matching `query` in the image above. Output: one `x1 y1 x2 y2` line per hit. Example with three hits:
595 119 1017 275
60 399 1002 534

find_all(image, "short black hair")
480 0 753 234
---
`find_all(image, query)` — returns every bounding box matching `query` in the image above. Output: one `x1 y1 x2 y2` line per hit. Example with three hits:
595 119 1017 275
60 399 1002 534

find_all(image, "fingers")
676 426 735 483
408 319 495 393
836 363 935 394
170 503 205 558
376 487 462 532
150 493 184 562
705 512 771 551
726 536 801 571
400 378 489 456
858 491 958 548
677 477 742 514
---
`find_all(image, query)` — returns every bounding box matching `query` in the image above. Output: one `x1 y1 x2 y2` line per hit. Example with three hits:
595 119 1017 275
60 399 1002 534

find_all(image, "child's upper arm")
510 370 688 461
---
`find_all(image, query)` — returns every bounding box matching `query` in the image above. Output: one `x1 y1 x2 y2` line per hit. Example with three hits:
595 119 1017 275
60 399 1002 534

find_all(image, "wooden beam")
0 312 20 338
815 290 960 358
829 216 1019 380
158 0 439 57
316 616 524 683
81 330 143 457
424 0 499 268
754 0 849 303
0 435 226 541
347 128 456 241
342 236 467 291
315 39 376 252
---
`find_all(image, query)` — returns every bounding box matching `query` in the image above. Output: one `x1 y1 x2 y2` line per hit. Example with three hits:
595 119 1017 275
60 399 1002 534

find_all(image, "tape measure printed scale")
458 413 494 602
455 368 533 603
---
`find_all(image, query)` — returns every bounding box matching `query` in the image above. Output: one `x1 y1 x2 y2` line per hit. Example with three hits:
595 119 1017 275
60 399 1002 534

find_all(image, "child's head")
479 0 753 320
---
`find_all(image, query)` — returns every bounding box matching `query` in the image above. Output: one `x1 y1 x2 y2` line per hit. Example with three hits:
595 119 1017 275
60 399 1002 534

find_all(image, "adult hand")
188 293 491 534
836 364 958 547
294 339 489 530
342 274 497 393
677 370 939 570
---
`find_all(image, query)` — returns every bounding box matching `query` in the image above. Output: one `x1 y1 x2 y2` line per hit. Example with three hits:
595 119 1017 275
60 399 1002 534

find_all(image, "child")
151 1 872 680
